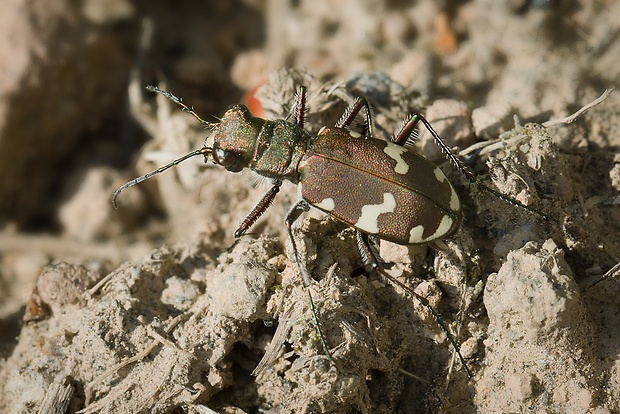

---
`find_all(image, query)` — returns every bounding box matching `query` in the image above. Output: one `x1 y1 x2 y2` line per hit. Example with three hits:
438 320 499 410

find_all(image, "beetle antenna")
112 147 210 208
146 85 212 127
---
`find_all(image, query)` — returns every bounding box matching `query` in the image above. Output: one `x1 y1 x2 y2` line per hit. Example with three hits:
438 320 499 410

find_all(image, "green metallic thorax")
213 105 310 181
253 119 310 181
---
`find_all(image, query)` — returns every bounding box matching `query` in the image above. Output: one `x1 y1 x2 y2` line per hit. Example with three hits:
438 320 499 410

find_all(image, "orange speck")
242 83 265 117
433 13 458 55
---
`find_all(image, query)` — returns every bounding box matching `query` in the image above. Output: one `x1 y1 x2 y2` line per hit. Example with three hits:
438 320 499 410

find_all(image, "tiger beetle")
113 84 481 377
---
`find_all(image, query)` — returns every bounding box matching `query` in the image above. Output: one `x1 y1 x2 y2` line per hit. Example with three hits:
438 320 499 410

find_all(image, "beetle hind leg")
393 114 549 220
393 113 474 183
355 231 384 271
355 230 473 377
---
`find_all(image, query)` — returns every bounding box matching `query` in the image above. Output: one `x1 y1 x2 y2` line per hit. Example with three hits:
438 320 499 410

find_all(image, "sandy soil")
0 1 619 413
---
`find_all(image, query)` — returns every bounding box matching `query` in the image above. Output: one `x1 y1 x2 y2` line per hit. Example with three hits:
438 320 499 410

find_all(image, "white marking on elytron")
355 193 396 234
349 130 362 138
408 225 425 243
449 187 460 211
409 215 454 243
318 126 326 135
315 197 335 211
426 215 454 241
433 166 446 182
383 144 409 175
433 166 460 212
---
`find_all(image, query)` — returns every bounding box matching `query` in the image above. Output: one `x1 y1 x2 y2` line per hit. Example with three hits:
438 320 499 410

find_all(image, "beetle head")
206 104 264 173
112 103 265 208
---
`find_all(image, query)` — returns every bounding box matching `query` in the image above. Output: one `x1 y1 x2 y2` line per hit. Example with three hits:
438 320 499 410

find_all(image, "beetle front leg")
235 179 282 238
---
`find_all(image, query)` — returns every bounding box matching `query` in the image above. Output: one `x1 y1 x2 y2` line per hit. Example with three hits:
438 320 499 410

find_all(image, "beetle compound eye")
213 148 237 169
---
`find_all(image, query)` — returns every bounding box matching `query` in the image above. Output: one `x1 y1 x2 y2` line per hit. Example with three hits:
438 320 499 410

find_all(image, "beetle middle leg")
285 199 333 360
336 96 374 136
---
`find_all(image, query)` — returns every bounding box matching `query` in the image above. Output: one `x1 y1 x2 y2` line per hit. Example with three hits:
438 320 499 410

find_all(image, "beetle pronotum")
113 85 478 376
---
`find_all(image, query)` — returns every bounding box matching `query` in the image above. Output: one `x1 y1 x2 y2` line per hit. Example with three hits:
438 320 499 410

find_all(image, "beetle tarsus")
377 267 473 378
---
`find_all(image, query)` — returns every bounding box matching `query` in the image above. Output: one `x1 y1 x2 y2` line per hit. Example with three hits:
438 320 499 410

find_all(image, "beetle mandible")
113 85 474 373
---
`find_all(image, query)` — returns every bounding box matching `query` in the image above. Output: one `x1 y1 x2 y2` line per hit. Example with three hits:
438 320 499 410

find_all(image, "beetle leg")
355 231 472 377
336 96 374 137
393 113 475 183
285 200 312 285
393 114 549 220
355 231 383 270
285 200 333 360
234 179 282 237
293 86 308 129
377 264 473 377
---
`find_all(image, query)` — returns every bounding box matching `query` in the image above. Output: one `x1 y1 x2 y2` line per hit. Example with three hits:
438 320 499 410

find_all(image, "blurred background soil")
0 0 619 413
